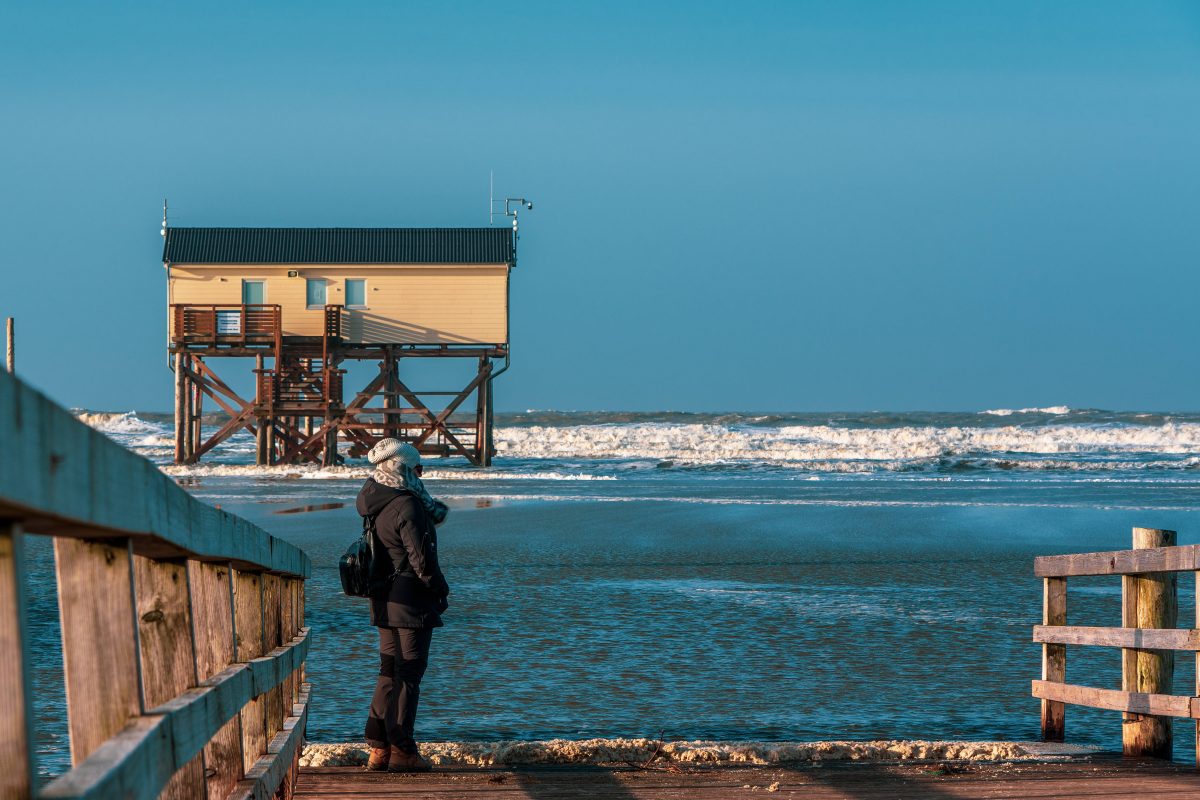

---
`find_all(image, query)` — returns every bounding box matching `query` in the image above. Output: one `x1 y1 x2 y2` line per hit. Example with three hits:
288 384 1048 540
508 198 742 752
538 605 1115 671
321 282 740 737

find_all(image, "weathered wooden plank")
37 630 309 800
235 570 268 774
0 367 309 578
262 575 285 741
1032 679 1193 718
1034 625 1200 650
1040 577 1066 743
54 537 142 766
188 560 243 800
0 522 33 798
134 555 204 799
1034 544 1198 577
228 684 310 800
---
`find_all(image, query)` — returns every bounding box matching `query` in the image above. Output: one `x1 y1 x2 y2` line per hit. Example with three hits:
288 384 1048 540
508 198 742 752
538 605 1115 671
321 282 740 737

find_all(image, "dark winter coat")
356 478 450 629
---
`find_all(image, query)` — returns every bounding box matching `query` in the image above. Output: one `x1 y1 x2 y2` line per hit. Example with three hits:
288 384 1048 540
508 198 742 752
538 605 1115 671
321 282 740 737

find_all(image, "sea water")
30 408 1200 775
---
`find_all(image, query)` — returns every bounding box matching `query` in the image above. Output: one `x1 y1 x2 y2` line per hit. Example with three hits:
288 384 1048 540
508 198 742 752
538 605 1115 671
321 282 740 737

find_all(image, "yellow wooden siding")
169 265 509 344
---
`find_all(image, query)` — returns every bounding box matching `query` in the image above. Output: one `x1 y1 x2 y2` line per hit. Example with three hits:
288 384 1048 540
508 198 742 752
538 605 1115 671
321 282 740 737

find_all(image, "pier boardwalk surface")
299 757 1200 799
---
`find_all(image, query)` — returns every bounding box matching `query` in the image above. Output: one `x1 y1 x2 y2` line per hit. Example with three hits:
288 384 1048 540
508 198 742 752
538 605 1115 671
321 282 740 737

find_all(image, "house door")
242 280 265 305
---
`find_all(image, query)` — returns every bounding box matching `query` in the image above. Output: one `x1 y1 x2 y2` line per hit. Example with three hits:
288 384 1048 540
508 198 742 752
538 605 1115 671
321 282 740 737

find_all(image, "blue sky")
2 2 1199 412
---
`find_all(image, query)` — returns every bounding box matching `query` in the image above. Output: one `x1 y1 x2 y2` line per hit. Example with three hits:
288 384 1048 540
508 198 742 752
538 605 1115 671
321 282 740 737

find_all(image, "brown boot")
388 746 432 773
366 747 389 771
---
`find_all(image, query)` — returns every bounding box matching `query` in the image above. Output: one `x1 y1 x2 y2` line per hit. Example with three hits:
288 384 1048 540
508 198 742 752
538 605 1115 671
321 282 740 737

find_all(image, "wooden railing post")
133 555 204 799
53 539 142 766
0 522 34 799
262 575 284 737
1122 527 1177 759
1041 576 1067 741
189 561 243 800
234 570 267 774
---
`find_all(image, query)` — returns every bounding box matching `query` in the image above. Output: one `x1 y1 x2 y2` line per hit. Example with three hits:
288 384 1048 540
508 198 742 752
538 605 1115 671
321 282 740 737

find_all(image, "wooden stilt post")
322 420 338 467
174 351 186 465
1122 527 1177 759
485 369 494 465
192 358 204 461
255 354 268 466
383 350 398 441
476 357 492 467
183 356 196 463
1041 576 1066 742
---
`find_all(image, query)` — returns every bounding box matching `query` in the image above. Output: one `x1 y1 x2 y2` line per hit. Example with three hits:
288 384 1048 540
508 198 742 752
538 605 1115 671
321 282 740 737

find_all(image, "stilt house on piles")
163 225 517 466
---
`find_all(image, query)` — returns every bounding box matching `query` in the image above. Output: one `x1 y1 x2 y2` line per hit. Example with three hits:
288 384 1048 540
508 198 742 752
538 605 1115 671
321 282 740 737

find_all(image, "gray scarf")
373 458 449 525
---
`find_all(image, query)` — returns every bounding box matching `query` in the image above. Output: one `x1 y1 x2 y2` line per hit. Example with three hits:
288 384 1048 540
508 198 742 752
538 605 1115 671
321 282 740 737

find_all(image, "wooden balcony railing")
1033 527 1195 762
172 304 282 351
0 367 311 799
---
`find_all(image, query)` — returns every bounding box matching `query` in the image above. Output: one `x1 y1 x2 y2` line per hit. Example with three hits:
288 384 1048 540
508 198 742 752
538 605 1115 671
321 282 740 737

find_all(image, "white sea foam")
79 409 1200 474
493 421 1200 465
75 410 163 435
980 406 1071 416
159 463 615 481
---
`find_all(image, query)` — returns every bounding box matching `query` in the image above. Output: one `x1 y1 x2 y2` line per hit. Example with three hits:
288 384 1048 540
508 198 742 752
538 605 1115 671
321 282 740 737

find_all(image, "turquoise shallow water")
29 409 1200 776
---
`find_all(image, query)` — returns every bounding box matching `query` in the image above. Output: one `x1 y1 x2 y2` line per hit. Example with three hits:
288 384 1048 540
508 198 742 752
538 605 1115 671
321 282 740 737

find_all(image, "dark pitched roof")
162 227 515 265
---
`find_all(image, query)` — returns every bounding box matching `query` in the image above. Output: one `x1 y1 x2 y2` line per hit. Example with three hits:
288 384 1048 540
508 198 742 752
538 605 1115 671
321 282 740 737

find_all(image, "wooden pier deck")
298 757 1200 799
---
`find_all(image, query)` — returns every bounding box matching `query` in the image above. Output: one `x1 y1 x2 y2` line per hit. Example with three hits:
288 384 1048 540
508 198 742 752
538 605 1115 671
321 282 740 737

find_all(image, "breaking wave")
494 420 1200 467
980 406 1071 417
78 409 1200 476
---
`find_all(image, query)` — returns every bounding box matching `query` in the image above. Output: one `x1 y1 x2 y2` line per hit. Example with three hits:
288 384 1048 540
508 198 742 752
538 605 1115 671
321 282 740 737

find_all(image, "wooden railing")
0 367 312 799
172 304 283 352
1033 527 1193 761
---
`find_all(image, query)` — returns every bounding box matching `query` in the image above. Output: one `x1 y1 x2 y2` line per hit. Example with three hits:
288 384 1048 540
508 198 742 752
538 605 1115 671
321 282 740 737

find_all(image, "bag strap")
362 494 404 580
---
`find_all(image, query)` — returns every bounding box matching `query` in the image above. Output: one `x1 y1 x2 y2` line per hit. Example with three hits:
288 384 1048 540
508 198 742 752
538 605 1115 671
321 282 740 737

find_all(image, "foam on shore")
299 738 1033 768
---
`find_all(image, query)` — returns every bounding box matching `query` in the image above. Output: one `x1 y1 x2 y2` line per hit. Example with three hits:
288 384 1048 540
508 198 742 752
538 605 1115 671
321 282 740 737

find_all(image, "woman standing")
357 438 450 773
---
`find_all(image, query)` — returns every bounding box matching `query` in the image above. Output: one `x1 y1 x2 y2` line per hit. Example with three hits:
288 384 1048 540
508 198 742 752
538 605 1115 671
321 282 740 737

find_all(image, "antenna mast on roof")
161 198 169 237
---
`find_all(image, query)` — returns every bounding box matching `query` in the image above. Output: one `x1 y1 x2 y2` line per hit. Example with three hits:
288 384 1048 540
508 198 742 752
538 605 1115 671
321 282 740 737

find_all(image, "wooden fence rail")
1033 527 1192 762
0 367 312 799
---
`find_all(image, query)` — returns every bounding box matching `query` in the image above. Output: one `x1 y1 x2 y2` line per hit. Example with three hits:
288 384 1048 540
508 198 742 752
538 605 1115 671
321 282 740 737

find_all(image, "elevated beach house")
164 226 516 467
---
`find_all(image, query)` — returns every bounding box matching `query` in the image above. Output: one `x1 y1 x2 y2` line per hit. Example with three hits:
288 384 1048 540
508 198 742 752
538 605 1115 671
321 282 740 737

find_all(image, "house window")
346 279 366 308
306 279 327 309
242 280 265 305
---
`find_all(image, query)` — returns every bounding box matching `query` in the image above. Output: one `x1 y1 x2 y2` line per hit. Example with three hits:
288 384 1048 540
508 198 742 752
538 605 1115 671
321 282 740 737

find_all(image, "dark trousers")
365 626 433 752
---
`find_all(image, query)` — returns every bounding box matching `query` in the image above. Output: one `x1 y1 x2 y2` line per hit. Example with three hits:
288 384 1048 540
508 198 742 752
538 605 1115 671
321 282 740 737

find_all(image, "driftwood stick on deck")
1122 527 1177 759
1040 576 1066 742
0 522 33 798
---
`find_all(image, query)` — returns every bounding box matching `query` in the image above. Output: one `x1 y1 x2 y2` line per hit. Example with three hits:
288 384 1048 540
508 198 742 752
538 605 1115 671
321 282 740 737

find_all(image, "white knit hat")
367 438 421 467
